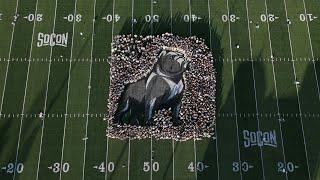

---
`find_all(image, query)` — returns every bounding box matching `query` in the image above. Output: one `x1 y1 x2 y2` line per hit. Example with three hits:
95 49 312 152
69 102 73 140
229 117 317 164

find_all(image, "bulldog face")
158 50 189 76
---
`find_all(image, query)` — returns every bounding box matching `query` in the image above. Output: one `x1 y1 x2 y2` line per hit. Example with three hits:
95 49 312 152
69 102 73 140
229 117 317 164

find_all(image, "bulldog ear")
158 50 166 59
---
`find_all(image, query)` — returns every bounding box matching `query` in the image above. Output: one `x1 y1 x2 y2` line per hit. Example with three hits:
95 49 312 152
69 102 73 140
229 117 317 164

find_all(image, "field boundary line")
13 0 40 179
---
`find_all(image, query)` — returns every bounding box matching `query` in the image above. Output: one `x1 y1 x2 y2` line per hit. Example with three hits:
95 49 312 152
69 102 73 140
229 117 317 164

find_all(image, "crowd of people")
107 33 216 141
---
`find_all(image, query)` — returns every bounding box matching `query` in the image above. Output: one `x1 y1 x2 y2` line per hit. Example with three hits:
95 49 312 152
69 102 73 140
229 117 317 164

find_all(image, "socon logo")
37 32 68 47
243 130 277 148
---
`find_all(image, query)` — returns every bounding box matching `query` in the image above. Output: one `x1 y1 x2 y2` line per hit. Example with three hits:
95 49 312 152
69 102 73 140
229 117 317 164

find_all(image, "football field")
0 0 320 179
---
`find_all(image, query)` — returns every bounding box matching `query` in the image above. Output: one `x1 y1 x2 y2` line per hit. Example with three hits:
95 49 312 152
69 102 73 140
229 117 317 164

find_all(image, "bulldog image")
114 49 189 126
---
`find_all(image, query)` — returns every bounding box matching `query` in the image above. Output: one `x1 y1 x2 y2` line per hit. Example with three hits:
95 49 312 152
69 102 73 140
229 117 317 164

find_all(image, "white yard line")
187 0 198 179
81 0 97 178
230 61 243 180
244 0 266 179
225 0 243 178
282 0 311 178
207 0 220 179
128 1 134 180
169 2 175 180
127 139 131 180
300 1 320 102
172 139 175 180
35 0 59 179
170 0 173 34
150 1 153 180
58 60 72 180
58 0 78 179
105 0 115 180
261 1 289 179
12 0 40 179
0 0 20 117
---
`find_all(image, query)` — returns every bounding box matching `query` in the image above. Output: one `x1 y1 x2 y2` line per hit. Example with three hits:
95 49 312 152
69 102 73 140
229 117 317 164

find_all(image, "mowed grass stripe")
250 60 287 180
190 0 219 179
295 60 320 179
286 0 320 177
60 0 95 179
106 1 132 180
0 1 17 107
265 0 291 58
170 1 196 180
228 0 266 178
13 0 55 180
228 0 251 59
247 0 272 58
247 0 287 179
266 0 310 178
129 1 152 180
83 0 112 179
285 0 312 58
232 60 265 180
272 60 310 179
0 1 17 58
0 0 37 179
37 0 76 179
304 0 320 58
151 1 174 180
287 0 320 179
15 0 57 179
209 0 242 179
299 0 320 178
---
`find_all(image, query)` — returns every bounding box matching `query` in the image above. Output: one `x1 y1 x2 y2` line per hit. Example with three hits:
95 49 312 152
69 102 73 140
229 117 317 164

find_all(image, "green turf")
0 0 320 179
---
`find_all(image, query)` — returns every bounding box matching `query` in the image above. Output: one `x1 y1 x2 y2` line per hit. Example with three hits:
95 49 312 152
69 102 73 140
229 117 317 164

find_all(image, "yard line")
260 0 290 179
13 0 40 179
150 1 153 180
170 0 173 34
81 0 97 179
206 0 220 179
187 0 197 179
35 0 59 179
300 0 320 102
128 139 131 180
225 0 243 178
128 1 134 180
169 2 175 180
282 0 311 178
59 0 79 179
0 0 20 117
243 0 266 179
105 0 115 180
172 139 175 180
